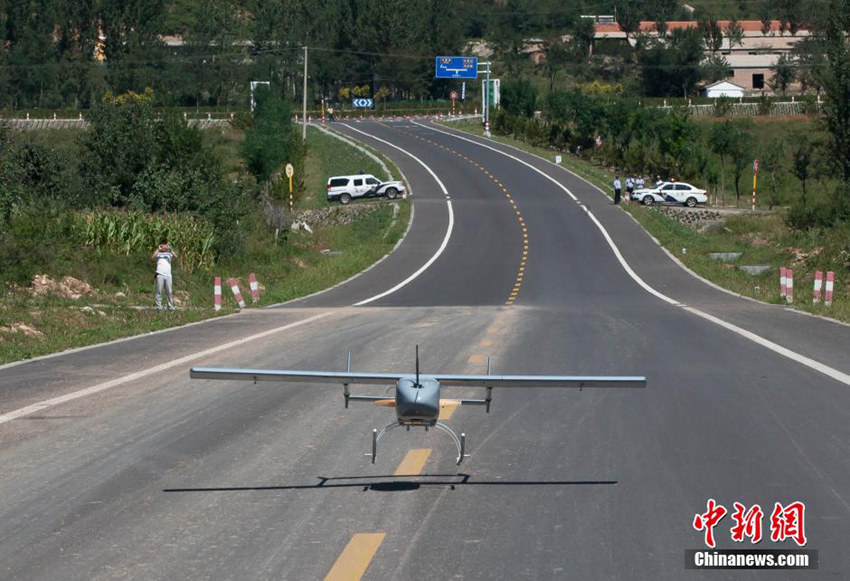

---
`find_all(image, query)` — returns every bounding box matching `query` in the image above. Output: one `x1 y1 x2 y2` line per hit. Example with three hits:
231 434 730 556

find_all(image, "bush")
500 79 538 118
785 199 846 229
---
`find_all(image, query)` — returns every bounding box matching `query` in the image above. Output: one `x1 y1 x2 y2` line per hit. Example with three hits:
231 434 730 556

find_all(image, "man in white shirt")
613 176 622 205
152 243 178 311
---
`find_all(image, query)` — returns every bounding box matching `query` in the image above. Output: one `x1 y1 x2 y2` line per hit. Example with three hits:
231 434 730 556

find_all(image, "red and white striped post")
825 271 835 307
780 267 787 299
249 273 260 303
813 271 824 304
785 268 794 303
227 278 246 308
214 276 222 311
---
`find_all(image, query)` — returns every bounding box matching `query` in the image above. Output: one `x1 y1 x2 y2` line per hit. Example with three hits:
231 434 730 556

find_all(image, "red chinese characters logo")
770 501 807 547
693 499 727 548
693 500 807 547
730 502 764 544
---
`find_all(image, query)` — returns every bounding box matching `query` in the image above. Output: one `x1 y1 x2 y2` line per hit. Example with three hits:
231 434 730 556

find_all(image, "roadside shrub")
0 203 77 285
785 199 844 230
757 93 774 116
712 97 735 117
501 79 538 118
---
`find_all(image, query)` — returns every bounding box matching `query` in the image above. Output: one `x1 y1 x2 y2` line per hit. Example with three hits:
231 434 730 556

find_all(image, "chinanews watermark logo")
686 499 818 570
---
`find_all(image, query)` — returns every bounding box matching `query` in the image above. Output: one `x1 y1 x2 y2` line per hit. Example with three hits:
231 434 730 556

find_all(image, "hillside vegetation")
0 92 410 363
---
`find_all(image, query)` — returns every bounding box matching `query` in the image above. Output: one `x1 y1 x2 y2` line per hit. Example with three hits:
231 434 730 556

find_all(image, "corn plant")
72 211 216 272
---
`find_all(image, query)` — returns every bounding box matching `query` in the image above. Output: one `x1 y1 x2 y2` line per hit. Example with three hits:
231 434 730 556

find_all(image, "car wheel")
339 193 352 205
642 196 653 206
685 197 697 208
385 187 398 200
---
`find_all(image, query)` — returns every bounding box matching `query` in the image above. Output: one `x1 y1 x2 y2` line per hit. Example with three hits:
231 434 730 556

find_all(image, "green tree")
542 35 571 91
78 89 161 205
769 53 796 95
615 0 642 44
812 0 850 198
647 0 678 36
699 17 724 54
710 119 751 204
725 19 744 50
637 28 705 97
729 119 755 206
241 87 299 183
501 79 537 118
792 137 813 206
760 3 774 36
185 0 248 107
702 54 731 84
760 140 785 209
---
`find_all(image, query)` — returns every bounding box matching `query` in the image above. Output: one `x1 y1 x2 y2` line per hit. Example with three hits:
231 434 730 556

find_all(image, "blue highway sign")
352 98 373 108
435 56 478 79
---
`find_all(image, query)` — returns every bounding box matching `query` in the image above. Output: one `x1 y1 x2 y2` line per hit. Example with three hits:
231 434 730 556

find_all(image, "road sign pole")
752 159 758 211
285 163 295 212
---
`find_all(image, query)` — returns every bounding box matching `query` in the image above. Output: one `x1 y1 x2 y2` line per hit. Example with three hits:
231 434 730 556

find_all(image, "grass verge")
442 120 849 323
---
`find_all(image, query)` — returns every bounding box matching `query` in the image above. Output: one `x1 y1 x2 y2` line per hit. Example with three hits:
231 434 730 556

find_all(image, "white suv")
326 174 406 204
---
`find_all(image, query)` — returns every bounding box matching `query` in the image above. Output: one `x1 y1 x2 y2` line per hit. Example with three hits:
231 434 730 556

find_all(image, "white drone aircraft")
190 348 646 465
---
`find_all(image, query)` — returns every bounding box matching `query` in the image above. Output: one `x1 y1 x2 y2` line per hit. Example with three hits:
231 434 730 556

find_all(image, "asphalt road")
2 120 849 580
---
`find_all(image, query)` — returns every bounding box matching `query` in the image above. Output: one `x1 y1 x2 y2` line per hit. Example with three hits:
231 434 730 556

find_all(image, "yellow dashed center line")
394 449 432 475
393 126 527 304
438 401 460 420
324 533 386 581
468 353 486 364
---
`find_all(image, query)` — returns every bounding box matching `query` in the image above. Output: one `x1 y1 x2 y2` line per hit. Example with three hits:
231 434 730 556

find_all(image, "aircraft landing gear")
369 421 469 465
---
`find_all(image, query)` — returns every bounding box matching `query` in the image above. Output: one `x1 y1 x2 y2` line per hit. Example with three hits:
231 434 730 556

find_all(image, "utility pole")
480 61 491 138
302 45 308 142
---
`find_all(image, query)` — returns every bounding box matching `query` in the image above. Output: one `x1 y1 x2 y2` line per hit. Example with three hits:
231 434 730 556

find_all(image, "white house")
704 80 746 98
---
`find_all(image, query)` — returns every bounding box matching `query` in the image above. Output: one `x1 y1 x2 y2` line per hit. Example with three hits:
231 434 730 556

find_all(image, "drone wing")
189 367 401 386
432 373 646 388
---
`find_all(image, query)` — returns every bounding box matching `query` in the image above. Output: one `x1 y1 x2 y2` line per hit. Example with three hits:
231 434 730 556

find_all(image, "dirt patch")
787 246 822 266
173 290 190 306
743 233 770 246
290 258 308 269
29 275 97 300
0 323 44 338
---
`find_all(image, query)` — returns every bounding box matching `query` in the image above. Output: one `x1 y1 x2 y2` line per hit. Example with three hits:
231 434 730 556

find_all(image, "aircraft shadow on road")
163 474 617 493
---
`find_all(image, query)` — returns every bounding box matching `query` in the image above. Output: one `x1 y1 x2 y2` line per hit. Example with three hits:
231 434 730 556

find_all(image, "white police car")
326 174 406 204
631 182 708 207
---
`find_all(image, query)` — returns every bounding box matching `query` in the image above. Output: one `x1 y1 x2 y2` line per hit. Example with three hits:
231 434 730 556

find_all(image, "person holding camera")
152 242 178 311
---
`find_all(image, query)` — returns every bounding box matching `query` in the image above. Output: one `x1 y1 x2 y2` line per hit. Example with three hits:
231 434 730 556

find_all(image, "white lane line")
419 121 850 388
340 123 455 306
0 312 334 424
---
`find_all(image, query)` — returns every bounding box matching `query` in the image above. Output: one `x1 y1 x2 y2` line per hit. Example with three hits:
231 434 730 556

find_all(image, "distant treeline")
0 0 828 109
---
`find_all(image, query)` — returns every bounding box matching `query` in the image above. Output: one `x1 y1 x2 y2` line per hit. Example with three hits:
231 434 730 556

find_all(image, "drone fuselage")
395 376 440 425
